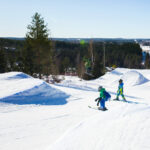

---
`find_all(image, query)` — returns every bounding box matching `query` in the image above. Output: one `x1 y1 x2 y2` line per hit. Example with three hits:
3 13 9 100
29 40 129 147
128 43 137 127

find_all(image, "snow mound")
0 72 69 105
0 72 31 80
121 70 148 86
113 68 130 74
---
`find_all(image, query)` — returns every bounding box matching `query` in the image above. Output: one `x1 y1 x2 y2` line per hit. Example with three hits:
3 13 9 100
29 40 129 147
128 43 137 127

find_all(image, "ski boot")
114 97 119 101
98 107 108 111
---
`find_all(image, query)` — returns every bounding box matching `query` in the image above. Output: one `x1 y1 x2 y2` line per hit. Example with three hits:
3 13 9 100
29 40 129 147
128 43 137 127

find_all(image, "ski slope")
0 68 150 150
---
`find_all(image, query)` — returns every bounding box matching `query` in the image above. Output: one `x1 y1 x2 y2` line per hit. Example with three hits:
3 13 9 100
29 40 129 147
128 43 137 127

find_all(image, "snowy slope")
49 103 150 150
48 68 150 150
0 72 98 150
0 69 150 150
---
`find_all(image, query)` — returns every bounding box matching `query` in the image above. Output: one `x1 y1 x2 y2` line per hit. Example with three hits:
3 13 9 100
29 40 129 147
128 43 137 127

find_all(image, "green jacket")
99 88 106 99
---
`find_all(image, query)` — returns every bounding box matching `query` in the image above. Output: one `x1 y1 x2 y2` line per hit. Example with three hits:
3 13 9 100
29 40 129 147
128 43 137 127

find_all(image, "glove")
95 97 99 102
99 97 102 101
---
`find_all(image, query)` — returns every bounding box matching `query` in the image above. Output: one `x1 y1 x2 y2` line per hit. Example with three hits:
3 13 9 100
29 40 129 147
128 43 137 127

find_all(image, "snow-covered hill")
0 68 150 150
0 72 69 105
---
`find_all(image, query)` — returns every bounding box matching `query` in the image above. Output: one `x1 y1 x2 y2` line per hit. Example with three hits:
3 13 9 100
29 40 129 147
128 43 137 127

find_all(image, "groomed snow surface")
0 68 150 150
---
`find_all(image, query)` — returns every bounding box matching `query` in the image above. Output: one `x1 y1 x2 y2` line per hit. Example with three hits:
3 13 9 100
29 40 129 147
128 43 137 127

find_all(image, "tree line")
0 12 149 80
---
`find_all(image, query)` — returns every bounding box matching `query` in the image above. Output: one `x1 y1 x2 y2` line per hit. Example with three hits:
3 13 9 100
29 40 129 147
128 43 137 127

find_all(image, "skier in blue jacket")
115 79 126 101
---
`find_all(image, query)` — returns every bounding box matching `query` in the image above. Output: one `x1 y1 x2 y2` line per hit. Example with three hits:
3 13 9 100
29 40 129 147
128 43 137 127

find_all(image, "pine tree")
24 12 52 79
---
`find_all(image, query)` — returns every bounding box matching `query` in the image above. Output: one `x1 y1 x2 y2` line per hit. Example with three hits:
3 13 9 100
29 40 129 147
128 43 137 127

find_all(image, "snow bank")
0 72 69 105
100 69 149 87
0 72 30 80
121 70 148 86
95 68 129 87
113 68 130 74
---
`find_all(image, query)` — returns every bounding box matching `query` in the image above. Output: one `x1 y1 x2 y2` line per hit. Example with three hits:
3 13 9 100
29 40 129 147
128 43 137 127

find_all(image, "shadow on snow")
109 91 147 105
55 84 96 92
0 83 70 105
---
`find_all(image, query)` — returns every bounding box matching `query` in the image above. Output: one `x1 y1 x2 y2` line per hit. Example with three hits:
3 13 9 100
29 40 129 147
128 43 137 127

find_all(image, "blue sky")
0 0 150 38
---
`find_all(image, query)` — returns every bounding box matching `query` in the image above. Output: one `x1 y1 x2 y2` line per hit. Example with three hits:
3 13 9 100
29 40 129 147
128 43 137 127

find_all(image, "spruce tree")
24 12 52 78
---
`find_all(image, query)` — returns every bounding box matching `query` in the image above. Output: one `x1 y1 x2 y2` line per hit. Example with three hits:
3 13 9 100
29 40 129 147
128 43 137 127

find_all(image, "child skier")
95 86 111 111
115 79 126 101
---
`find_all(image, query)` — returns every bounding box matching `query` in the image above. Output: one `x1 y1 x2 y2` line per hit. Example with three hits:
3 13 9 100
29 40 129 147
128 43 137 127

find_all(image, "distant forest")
0 37 149 79
0 13 150 80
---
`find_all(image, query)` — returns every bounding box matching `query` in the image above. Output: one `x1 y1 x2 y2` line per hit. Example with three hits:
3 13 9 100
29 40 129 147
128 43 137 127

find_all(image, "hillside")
0 68 150 150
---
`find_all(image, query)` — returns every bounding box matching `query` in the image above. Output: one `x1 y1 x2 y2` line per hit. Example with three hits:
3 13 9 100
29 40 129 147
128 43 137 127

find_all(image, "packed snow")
0 68 150 150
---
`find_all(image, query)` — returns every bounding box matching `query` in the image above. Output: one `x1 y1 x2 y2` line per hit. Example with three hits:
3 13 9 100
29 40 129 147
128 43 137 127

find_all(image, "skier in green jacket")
95 86 111 111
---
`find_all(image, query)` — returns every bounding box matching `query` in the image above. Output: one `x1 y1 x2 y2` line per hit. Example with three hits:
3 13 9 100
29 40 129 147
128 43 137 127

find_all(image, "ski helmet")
98 86 103 91
119 79 123 83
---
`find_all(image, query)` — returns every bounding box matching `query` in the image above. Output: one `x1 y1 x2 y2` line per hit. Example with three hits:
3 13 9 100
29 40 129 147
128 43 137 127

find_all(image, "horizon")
1 37 150 40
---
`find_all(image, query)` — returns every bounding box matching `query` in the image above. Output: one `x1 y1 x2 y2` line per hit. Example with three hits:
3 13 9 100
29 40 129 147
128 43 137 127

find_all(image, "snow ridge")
121 70 149 86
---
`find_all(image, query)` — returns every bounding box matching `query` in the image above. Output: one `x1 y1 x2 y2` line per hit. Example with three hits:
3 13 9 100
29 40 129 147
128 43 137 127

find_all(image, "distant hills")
1 37 150 43
0 37 25 40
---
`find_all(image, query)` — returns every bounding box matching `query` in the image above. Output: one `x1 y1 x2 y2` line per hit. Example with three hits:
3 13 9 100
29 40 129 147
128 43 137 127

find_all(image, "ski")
113 99 128 103
88 106 108 111
112 99 140 104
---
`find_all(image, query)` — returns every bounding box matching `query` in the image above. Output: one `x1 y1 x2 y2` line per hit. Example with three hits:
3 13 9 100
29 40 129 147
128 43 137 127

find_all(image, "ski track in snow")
0 68 150 150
